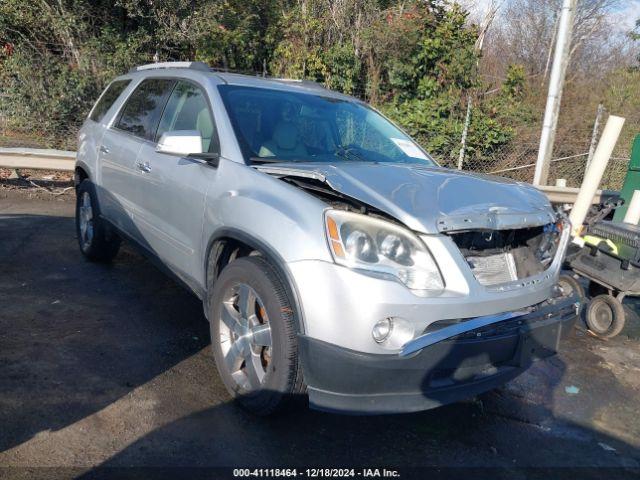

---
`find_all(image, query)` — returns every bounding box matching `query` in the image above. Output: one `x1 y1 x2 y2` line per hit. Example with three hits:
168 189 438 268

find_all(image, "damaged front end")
299 291 580 414
448 222 565 287
257 163 570 294
255 162 579 413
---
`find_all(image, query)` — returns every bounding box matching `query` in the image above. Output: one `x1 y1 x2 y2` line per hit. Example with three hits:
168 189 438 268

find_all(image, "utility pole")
533 0 577 186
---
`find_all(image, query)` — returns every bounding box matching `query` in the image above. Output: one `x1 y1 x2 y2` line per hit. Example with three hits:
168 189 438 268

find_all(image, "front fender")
199 161 335 333
202 161 332 266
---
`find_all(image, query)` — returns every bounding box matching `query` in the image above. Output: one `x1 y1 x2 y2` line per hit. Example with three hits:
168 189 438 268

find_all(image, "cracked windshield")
218 85 436 165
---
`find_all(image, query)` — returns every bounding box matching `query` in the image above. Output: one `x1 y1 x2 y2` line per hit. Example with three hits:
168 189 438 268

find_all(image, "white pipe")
623 190 640 225
569 115 625 237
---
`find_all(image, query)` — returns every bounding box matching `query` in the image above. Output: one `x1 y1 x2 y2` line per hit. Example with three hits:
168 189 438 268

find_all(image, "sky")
461 0 640 35
614 0 640 33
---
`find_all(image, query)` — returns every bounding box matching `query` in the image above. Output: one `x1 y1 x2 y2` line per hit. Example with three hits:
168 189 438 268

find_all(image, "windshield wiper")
250 156 291 164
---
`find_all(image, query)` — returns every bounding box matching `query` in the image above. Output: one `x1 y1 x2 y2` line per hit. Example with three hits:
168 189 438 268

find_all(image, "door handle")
99 145 110 154
136 161 152 173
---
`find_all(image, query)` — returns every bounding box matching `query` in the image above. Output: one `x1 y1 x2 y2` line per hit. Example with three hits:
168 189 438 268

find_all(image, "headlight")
325 209 444 292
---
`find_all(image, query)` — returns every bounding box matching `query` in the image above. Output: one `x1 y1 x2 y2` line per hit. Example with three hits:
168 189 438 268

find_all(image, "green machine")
613 134 640 222
558 134 640 339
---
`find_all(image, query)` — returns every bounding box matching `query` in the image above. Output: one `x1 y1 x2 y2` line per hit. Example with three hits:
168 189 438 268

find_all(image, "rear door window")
89 79 131 123
156 81 219 153
115 79 175 141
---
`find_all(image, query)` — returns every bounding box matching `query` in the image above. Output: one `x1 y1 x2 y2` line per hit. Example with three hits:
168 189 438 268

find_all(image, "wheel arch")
204 228 306 334
74 162 92 188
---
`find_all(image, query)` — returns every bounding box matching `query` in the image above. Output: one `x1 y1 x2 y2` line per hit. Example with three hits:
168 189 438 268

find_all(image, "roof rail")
129 61 211 73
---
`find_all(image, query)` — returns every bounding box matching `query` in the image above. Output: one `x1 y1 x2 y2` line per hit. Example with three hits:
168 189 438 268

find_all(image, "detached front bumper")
299 294 580 414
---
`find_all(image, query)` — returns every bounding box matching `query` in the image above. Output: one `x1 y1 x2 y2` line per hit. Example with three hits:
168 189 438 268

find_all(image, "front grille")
466 252 518 285
448 224 559 286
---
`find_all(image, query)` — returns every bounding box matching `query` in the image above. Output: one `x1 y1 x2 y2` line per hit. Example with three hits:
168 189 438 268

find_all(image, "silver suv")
75 61 579 414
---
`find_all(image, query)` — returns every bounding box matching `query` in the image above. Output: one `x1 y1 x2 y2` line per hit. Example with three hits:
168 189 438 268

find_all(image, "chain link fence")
450 109 635 191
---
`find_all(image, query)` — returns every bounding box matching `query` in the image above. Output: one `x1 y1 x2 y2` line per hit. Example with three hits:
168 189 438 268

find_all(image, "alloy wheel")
78 191 94 250
218 282 273 391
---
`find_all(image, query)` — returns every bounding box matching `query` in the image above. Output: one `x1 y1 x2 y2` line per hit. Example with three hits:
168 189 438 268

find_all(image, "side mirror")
156 130 203 156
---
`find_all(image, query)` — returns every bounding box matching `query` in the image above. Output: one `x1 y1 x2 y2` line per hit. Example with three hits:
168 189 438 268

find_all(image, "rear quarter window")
89 80 131 123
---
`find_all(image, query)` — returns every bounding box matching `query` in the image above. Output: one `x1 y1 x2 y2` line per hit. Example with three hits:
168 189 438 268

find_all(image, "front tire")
208 256 304 415
75 179 121 262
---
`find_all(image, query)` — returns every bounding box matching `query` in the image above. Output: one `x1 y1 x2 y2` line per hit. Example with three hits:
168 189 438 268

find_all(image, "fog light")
372 318 394 343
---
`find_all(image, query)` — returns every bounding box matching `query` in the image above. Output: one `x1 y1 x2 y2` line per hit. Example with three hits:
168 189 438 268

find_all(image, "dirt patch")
591 340 640 391
0 168 73 183
0 172 75 199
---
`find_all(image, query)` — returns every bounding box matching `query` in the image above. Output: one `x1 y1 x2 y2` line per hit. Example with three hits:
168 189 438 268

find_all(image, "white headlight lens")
379 233 411 264
345 230 377 262
325 210 444 292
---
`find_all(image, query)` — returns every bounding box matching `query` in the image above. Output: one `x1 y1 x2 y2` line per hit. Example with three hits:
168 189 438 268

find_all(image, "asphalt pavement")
1 187 639 479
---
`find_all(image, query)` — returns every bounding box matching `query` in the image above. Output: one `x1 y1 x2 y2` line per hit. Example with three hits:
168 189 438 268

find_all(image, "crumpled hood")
256 162 555 234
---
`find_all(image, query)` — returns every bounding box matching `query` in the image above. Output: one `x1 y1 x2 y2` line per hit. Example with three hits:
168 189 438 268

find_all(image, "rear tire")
585 294 625 339
208 256 304 415
75 179 121 262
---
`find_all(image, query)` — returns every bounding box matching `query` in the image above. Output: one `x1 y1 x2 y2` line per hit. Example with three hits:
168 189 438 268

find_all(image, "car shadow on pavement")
79 327 640 477
79 388 640 478
0 213 210 453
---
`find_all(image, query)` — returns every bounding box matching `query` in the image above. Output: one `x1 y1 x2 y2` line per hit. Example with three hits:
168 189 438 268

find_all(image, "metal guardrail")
536 185 618 205
0 147 618 205
0 147 75 171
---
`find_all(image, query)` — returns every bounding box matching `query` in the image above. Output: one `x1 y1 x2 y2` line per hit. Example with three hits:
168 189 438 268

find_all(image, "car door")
105 78 175 243
133 79 220 285
98 127 139 228
91 79 132 221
